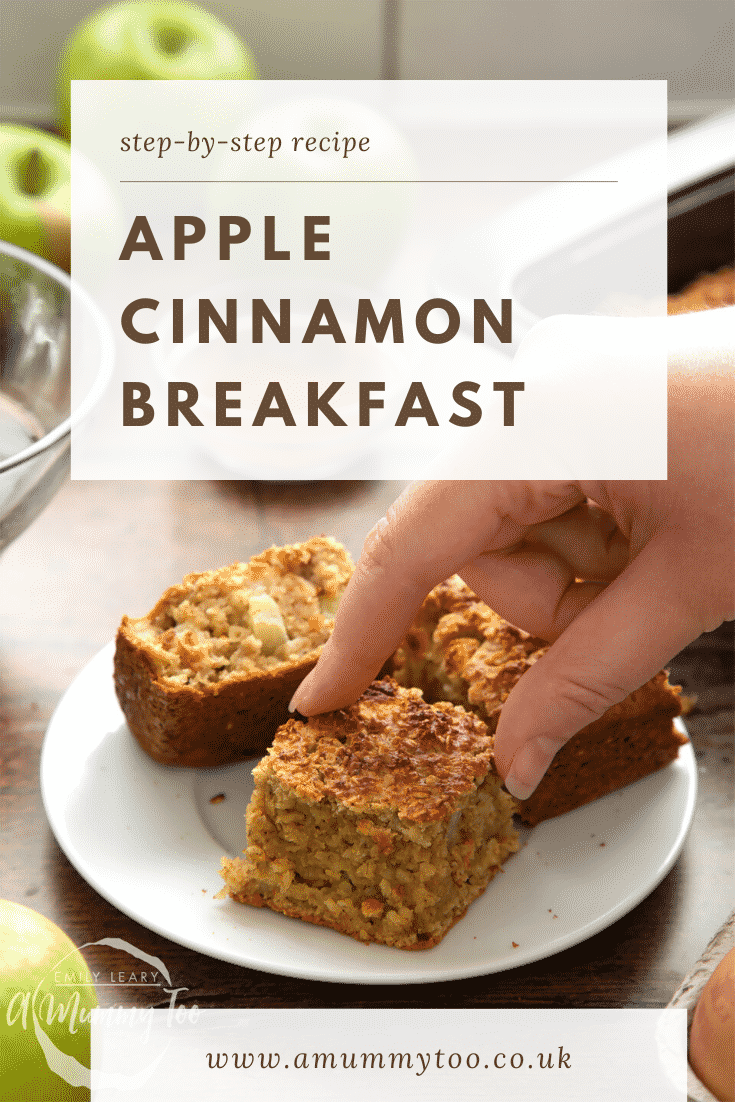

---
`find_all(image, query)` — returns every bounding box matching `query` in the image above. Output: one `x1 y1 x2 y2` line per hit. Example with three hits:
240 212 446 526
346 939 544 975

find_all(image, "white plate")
41 643 696 986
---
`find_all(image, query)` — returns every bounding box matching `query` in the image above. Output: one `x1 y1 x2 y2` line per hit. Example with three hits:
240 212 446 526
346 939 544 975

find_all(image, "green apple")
1 900 97 1101
57 0 258 139
0 124 123 285
0 126 74 271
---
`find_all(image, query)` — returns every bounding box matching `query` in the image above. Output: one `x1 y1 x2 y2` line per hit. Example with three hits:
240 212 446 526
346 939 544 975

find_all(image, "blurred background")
1 0 733 1028
2 0 733 130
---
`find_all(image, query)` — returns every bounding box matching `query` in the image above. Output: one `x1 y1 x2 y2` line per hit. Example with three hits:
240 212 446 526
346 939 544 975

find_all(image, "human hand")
290 307 734 798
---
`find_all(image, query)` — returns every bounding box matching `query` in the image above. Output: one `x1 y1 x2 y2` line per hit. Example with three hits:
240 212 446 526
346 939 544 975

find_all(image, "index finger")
290 480 583 715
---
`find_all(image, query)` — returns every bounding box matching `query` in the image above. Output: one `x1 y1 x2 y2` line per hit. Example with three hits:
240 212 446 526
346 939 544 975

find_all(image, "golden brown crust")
513 669 684 825
219 678 519 949
392 576 685 824
270 678 495 823
514 710 687 826
114 622 318 766
394 576 548 725
114 537 353 767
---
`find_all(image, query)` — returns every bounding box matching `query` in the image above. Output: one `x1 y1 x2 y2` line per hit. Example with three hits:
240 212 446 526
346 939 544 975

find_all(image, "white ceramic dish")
41 643 695 985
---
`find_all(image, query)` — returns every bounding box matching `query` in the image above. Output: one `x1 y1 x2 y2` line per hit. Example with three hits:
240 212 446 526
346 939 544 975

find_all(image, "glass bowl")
0 242 113 553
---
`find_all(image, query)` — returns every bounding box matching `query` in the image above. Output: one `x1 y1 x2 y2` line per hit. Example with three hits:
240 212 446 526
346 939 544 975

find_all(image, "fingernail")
504 774 536 801
288 681 311 714
505 736 561 800
288 661 317 714
289 692 309 715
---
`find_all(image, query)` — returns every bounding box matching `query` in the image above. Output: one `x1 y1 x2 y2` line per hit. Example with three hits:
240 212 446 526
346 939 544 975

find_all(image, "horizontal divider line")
118 178 619 184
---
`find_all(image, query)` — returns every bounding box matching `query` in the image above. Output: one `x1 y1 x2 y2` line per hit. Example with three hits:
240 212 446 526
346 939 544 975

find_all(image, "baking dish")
436 108 734 351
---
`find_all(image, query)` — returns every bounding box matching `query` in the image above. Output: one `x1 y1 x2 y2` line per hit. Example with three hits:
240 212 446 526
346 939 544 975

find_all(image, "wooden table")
2 478 732 1010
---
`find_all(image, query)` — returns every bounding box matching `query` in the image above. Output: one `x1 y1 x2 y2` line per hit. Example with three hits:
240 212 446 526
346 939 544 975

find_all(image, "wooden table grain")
1 478 732 1011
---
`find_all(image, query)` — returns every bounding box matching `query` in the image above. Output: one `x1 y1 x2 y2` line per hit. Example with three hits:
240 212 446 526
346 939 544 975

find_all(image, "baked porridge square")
391 576 685 827
219 678 519 949
114 536 353 767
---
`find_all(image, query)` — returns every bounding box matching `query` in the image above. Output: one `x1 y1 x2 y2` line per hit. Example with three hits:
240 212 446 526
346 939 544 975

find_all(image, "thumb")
495 536 702 799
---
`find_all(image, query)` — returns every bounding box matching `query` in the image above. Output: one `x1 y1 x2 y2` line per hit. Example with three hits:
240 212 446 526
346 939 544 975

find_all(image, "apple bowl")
0 242 113 553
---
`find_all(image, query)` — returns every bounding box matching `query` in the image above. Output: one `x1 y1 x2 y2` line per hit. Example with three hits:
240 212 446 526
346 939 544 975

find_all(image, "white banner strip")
90 1008 687 1101
70 79 668 480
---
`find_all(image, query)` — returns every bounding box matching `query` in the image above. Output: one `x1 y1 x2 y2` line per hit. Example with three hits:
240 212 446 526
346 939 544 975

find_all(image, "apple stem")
151 23 191 56
19 148 50 197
